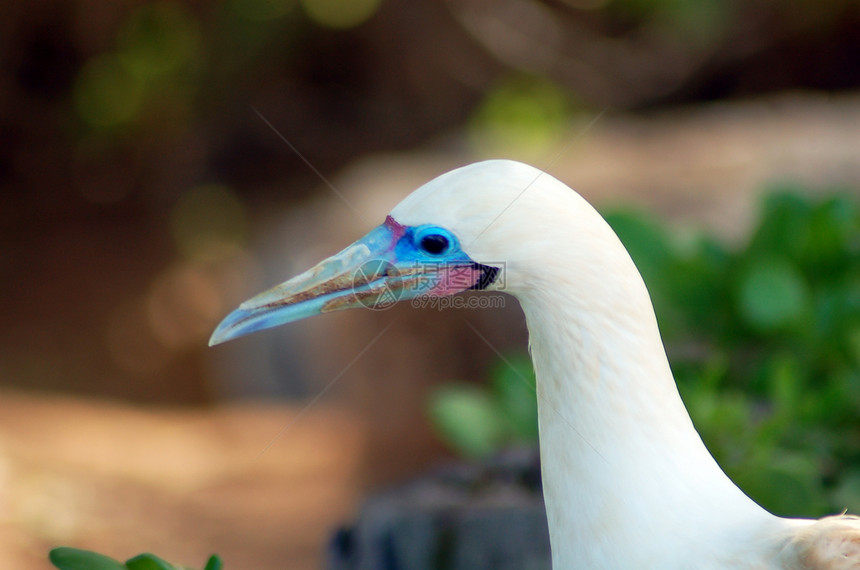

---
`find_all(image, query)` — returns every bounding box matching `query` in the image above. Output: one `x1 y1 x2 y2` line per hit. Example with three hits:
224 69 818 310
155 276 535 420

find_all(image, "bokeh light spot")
147 263 223 348
170 184 248 262
73 54 144 128
117 1 202 78
300 0 381 29
230 0 297 21
469 74 575 158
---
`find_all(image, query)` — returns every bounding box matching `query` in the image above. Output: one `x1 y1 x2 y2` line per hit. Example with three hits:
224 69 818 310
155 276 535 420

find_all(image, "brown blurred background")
2 0 860 568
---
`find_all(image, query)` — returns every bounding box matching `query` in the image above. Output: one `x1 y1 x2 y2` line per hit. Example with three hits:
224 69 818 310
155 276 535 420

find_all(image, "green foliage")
428 354 538 459
430 185 860 518
661 187 860 518
49 547 222 570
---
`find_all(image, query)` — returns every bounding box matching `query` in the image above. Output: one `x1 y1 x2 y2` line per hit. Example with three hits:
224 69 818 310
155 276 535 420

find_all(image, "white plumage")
393 160 860 569
213 159 860 569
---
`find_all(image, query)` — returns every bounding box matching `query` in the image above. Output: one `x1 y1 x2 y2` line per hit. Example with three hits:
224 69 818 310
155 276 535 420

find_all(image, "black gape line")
469 263 500 290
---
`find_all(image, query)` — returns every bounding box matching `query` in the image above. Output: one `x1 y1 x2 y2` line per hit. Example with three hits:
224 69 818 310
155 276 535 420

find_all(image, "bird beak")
209 217 490 346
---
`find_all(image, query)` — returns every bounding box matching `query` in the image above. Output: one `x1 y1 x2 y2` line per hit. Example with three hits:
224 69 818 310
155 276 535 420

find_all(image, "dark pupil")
420 234 449 255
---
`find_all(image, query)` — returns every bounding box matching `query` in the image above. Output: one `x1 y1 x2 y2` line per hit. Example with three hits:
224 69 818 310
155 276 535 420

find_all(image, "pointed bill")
209 217 495 346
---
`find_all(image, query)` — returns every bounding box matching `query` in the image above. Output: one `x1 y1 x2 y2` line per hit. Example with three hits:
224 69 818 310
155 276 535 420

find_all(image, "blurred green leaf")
49 548 127 570
126 553 179 570
428 384 508 459
491 354 539 442
50 547 220 570
765 353 802 419
736 258 810 332
732 451 825 517
804 196 857 270
744 189 813 263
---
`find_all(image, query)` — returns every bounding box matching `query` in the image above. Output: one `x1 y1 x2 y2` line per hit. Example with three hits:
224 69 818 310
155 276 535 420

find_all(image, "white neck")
391 160 803 567
514 220 778 568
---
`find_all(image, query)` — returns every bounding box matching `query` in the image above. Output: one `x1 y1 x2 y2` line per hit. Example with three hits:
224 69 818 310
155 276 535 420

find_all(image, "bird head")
209 159 588 346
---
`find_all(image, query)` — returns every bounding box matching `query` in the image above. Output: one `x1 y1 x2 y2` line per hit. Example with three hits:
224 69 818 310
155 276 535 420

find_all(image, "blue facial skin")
209 219 485 346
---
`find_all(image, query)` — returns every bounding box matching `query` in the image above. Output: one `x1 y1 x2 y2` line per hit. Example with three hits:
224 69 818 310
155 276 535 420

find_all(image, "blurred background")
3 0 860 568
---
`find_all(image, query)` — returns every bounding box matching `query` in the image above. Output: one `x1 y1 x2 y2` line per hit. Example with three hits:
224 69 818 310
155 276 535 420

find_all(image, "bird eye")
418 233 450 255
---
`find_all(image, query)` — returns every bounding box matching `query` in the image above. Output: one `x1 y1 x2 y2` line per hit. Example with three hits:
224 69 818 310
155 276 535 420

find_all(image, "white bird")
210 160 860 569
